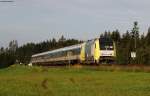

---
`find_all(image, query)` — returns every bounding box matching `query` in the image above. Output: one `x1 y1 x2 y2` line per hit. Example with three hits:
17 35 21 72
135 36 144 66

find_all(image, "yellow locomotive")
31 38 116 65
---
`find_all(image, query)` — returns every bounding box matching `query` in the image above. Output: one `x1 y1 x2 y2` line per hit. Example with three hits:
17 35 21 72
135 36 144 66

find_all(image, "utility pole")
133 21 139 50
131 21 139 63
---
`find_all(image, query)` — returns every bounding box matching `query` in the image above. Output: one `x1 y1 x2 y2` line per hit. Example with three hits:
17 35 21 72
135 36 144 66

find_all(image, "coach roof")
32 44 82 57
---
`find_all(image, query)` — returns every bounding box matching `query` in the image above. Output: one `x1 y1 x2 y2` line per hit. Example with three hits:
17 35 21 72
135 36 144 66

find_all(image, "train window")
99 38 114 50
100 42 113 50
62 51 66 56
65 51 67 56
58 51 62 57
73 48 81 55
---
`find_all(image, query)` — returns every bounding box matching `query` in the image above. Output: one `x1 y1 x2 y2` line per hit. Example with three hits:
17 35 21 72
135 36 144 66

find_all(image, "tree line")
0 21 150 68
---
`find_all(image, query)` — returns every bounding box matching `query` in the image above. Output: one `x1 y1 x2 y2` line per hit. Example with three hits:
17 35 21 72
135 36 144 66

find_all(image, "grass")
0 65 150 96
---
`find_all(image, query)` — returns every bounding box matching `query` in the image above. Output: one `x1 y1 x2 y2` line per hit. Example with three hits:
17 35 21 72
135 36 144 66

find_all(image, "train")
31 37 116 65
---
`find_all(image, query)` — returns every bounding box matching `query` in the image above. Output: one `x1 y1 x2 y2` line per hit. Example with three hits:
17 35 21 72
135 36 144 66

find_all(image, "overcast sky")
0 0 150 47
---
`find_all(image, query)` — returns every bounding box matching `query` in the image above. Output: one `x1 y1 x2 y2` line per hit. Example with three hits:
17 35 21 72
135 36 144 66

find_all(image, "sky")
0 0 150 47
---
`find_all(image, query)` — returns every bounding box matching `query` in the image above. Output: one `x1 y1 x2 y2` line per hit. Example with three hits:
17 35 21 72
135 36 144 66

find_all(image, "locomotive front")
99 38 116 64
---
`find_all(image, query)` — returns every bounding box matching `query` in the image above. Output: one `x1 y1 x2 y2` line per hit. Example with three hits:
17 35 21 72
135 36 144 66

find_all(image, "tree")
0 47 4 53
131 21 139 49
9 40 18 52
59 35 66 42
111 29 121 43
117 31 132 64
145 27 150 45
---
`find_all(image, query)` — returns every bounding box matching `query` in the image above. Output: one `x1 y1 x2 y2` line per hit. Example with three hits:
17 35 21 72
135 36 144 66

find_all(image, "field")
0 65 150 96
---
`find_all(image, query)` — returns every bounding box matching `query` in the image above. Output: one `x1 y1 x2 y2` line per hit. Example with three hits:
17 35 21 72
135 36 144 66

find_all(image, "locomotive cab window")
99 38 114 50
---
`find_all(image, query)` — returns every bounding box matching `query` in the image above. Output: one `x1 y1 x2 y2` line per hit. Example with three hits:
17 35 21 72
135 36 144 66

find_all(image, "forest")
0 21 150 68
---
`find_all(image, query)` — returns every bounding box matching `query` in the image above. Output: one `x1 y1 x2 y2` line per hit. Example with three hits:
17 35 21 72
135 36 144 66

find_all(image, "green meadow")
0 65 150 96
